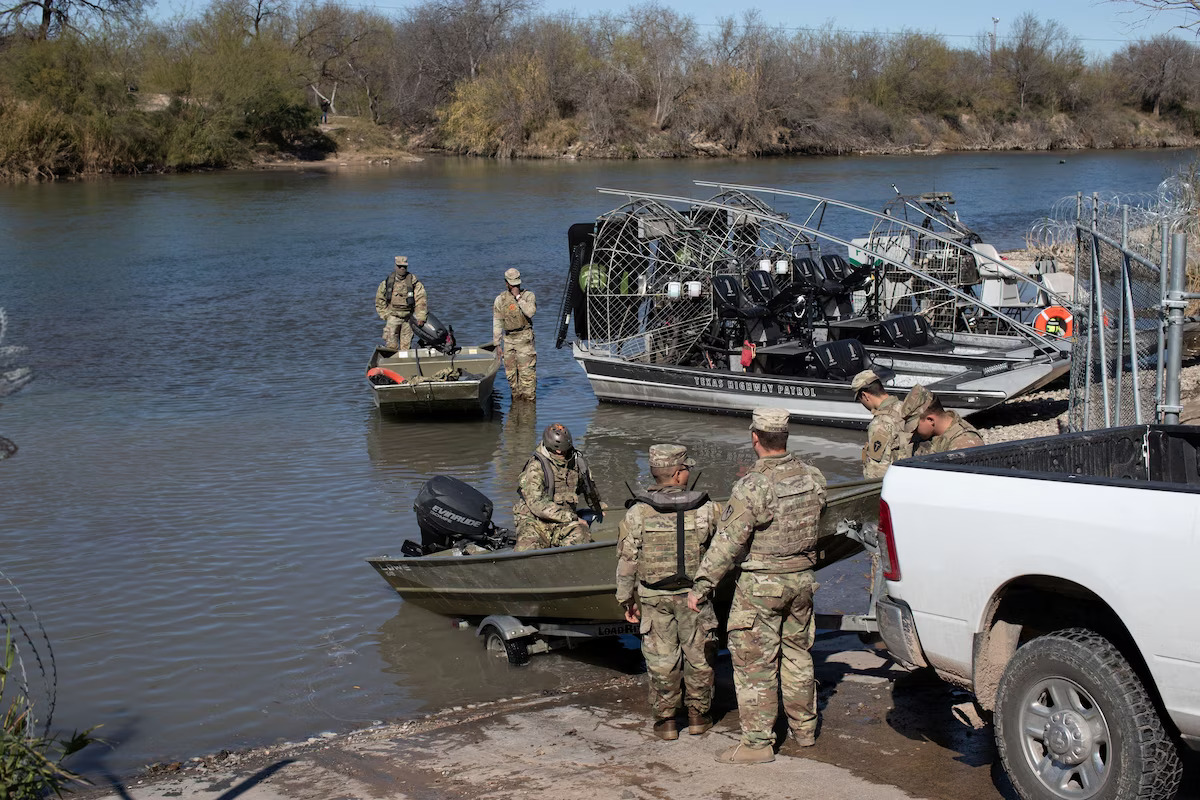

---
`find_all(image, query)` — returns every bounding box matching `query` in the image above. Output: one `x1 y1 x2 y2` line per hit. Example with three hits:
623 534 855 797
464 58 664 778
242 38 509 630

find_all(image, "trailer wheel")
482 627 530 666
994 628 1181 800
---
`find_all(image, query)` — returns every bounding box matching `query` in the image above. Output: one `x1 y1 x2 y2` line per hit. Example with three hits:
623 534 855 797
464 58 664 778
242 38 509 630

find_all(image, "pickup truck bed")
878 425 1200 800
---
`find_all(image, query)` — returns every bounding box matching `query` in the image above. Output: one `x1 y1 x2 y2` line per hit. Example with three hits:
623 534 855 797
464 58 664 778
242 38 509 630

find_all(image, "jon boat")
554 185 1072 428
366 478 882 622
367 345 500 415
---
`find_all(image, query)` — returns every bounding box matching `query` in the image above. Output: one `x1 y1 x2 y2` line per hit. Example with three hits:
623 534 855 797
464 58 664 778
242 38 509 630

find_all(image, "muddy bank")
73 634 1014 800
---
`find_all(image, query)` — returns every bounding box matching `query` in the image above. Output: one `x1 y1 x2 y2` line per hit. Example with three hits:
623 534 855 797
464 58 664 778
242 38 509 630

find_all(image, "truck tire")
482 627 530 666
994 628 1182 800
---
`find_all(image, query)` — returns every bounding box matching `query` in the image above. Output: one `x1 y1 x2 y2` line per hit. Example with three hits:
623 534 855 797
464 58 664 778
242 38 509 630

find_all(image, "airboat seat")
810 338 874 381
746 270 780 305
878 315 954 352
822 253 874 292
712 274 769 319
794 258 845 295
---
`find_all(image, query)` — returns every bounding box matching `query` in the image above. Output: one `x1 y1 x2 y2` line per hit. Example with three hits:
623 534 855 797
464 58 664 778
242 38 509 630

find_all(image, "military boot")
687 711 712 735
652 718 678 741
792 731 816 748
715 743 775 764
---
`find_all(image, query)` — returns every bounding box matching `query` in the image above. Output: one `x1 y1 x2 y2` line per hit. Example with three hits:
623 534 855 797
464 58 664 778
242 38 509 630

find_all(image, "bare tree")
0 0 144 40
994 12 1083 111
1110 0 1200 31
1111 34 1198 115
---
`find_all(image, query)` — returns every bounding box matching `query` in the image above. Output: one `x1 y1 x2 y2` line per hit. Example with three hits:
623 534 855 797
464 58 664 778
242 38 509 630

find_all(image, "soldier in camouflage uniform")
851 369 910 479
513 424 598 551
687 408 827 764
492 268 537 402
906 392 985 455
375 256 428 350
616 444 721 741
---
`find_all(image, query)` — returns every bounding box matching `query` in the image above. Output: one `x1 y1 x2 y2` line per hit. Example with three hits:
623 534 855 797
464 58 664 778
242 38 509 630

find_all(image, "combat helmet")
542 423 574 456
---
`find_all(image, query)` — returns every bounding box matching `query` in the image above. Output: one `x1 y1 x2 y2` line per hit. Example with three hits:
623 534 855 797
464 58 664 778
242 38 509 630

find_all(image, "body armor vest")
626 488 711 591
526 450 583 508
746 457 822 559
500 294 531 332
387 273 417 317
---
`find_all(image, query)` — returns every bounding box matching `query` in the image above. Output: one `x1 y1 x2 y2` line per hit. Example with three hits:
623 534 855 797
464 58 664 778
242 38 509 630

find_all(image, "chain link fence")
1029 174 1199 431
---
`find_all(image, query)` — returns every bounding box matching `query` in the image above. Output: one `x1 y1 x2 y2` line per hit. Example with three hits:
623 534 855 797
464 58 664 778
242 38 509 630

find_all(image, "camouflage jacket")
513 444 586 524
862 395 910 479
615 485 720 604
492 289 537 343
914 412 985 456
375 270 428 320
692 453 827 600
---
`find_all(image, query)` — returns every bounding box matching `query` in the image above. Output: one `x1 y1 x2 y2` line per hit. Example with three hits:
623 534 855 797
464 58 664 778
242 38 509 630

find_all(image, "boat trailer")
465 519 883 666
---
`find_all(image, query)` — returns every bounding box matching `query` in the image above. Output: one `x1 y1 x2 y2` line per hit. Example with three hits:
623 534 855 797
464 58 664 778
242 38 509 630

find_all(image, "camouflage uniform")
692 410 828 749
616 446 720 721
513 444 593 551
913 411 984 456
493 268 537 401
862 395 909 478
375 257 428 350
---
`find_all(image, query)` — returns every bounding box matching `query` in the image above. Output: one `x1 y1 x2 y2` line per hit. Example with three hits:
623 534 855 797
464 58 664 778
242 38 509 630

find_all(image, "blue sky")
529 0 1197 57
154 0 1199 57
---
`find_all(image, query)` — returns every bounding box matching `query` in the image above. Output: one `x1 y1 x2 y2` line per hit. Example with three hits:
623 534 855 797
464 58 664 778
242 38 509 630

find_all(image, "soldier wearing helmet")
492 267 537 401
512 424 601 551
375 256 428 351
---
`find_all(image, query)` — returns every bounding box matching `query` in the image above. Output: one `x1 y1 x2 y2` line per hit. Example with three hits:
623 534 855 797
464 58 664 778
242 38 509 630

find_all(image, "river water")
0 148 1194 780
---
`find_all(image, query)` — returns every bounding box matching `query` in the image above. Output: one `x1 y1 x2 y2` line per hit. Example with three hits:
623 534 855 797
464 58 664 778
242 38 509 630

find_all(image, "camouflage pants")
639 593 718 719
382 315 414 350
726 569 819 748
513 516 590 551
502 329 536 401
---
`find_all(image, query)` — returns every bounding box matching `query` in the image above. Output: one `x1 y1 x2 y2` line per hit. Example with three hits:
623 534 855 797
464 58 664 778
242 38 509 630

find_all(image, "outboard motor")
409 312 458 354
410 475 513 555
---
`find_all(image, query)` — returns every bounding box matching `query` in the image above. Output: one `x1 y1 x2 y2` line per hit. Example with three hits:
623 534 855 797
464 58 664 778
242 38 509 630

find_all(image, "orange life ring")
366 367 406 385
1033 305 1073 338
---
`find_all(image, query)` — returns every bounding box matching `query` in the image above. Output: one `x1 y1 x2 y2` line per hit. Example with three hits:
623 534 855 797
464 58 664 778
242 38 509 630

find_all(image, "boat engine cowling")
412 475 513 554
409 313 458 354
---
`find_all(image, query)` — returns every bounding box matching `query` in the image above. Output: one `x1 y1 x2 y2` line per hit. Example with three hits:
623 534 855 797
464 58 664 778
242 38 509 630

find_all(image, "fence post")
1157 221 1170 418
1163 232 1187 425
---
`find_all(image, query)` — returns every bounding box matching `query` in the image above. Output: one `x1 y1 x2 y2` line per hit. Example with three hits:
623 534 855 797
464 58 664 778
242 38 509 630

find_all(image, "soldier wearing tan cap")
616 444 720 741
374 256 428 351
493 268 537 401
688 407 828 763
905 391 984 455
851 369 909 479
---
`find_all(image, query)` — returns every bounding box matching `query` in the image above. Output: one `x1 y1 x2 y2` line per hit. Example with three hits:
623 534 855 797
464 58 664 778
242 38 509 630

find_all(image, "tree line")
1 0 1198 179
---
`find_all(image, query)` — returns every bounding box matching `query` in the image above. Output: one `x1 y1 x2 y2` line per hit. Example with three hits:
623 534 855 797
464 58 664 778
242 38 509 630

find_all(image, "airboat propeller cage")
413 475 496 552
410 313 454 352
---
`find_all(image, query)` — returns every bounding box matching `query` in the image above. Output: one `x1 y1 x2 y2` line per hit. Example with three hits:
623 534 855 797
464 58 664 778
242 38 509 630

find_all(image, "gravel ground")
968 360 1200 444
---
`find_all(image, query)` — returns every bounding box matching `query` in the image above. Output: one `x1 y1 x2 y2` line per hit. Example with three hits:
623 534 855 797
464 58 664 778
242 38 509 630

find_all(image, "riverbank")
72 633 1008 800
256 114 1198 171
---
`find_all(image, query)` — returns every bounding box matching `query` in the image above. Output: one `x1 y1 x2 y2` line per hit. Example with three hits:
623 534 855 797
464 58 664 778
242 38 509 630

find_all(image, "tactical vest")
746 457 822 559
386 273 417 317
499 293 531 333
626 488 711 591
525 449 584 508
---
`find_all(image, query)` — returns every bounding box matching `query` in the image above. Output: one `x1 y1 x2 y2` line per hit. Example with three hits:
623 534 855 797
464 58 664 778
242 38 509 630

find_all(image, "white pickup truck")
877 425 1199 800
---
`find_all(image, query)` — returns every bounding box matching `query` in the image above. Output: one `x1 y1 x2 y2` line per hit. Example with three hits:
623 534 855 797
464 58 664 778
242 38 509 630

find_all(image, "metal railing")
1064 193 1195 431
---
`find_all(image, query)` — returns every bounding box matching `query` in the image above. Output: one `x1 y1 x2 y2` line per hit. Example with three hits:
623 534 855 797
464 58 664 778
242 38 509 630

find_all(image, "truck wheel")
994 628 1182 800
482 627 530 666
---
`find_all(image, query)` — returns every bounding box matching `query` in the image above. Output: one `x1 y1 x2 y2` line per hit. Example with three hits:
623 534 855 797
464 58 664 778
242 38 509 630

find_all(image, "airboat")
554 184 1072 428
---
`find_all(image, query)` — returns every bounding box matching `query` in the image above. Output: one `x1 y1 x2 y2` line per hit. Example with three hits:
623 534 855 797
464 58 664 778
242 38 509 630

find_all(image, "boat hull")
572 345 1039 429
367 346 500 415
367 480 882 621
